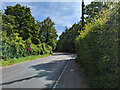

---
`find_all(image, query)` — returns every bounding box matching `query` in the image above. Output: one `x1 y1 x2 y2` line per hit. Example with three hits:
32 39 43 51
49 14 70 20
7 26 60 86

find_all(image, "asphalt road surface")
1 52 87 89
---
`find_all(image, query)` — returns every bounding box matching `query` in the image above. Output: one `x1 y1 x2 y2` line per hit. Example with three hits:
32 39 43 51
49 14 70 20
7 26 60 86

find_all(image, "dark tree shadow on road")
1 59 70 88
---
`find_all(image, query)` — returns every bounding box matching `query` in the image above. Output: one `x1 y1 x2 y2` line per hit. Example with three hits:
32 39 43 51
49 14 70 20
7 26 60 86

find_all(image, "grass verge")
0 54 51 67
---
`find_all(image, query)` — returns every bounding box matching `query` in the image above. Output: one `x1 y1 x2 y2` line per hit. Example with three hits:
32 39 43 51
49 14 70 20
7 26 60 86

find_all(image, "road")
1 52 87 89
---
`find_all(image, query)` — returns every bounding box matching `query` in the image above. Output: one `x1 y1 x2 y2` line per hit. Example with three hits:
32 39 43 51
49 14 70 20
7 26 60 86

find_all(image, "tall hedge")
75 3 119 88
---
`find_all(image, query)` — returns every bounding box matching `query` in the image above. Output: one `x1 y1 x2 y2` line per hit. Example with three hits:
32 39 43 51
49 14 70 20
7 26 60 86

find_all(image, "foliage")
40 17 58 50
84 2 109 22
4 4 36 40
2 31 26 60
57 23 81 53
75 2 119 88
1 4 57 62
57 1 108 53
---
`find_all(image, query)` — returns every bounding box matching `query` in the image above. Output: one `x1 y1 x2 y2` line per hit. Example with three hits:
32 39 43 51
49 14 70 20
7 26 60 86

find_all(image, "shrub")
1 32 53 60
2 32 26 60
41 43 53 55
75 3 119 88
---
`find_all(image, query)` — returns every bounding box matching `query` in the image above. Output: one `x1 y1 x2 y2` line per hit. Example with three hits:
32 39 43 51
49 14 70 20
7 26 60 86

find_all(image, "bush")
30 43 39 55
2 32 26 60
75 4 119 88
1 32 53 60
41 43 53 55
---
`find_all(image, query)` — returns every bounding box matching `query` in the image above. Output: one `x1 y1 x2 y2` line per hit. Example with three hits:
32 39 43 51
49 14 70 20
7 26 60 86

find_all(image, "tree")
84 2 109 22
1 4 55 60
57 23 81 52
40 17 58 50
2 14 16 36
4 4 36 40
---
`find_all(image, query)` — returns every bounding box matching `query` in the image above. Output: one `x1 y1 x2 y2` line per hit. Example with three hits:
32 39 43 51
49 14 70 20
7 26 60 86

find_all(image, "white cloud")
1 1 95 37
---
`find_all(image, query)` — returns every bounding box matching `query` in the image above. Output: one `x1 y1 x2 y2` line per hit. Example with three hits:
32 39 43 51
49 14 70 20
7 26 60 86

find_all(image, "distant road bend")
1 52 87 89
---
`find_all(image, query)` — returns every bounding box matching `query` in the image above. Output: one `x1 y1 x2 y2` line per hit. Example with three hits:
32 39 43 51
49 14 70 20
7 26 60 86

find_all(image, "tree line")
57 2 109 52
57 2 119 88
1 4 58 60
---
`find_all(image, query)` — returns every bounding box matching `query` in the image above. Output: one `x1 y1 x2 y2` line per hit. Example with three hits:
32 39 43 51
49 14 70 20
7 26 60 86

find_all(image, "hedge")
75 3 119 88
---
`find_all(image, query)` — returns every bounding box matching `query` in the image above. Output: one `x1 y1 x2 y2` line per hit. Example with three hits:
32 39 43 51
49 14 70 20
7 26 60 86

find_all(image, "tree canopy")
4 4 36 40
1 4 58 60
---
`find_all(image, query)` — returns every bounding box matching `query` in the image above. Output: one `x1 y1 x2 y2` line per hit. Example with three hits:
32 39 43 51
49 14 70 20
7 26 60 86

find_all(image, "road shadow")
1 59 69 88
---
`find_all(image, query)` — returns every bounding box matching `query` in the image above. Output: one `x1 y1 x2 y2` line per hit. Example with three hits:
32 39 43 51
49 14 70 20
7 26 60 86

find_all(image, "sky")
1 0 94 38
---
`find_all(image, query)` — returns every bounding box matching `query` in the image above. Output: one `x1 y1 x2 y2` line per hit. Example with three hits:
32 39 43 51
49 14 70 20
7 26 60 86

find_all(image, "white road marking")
52 59 70 89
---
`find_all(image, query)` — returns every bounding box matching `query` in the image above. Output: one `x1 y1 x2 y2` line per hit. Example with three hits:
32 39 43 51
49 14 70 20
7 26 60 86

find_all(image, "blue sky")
2 1 94 38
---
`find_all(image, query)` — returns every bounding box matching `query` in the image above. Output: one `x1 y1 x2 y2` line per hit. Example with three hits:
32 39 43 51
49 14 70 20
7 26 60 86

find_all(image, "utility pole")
82 0 84 30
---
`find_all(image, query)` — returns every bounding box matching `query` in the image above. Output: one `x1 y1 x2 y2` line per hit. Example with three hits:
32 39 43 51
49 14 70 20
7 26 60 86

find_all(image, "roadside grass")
0 54 51 67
